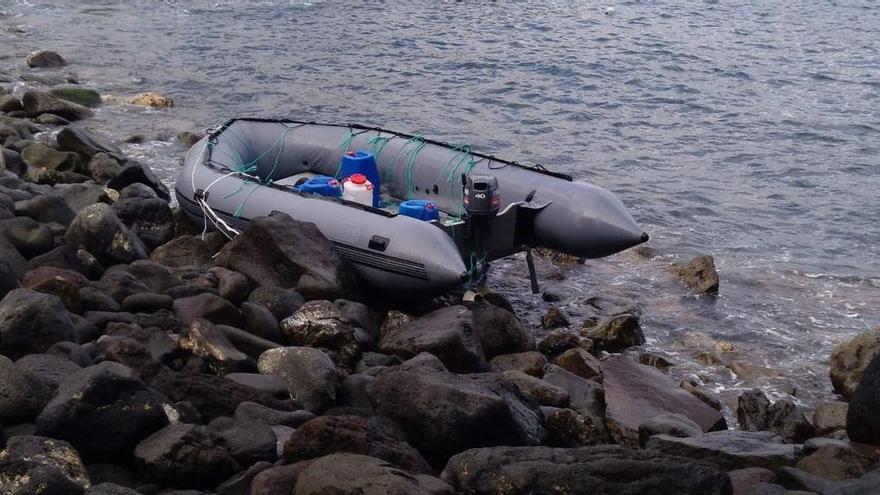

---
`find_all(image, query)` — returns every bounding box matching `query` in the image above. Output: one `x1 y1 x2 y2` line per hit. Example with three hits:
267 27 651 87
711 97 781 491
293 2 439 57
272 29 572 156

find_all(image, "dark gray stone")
646 430 802 470
0 288 75 359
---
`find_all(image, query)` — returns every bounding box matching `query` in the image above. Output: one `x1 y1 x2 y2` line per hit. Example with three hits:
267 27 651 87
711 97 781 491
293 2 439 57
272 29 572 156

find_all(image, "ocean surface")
2 0 878 411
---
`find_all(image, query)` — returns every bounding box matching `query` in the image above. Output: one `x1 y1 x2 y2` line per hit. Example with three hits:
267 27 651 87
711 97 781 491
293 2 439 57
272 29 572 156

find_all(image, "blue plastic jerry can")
399 199 440 221
338 150 381 206
298 176 343 198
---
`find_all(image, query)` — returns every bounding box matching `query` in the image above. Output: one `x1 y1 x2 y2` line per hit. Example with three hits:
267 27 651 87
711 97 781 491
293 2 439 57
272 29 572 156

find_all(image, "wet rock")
210 267 252 305
378 305 486 373
24 167 90 185
542 406 603 447
214 212 361 300
176 131 201 147
469 302 534 358
21 89 93 121
112 194 174 250
847 352 880 445
87 153 122 183
95 270 150 303
830 326 880 400
128 92 173 108
35 361 168 461
442 445 731 495
489 351 547 377
283 414 431 473
540 305 570 329
14 195 75 226
65 203 148 267
777 464 880 494
295 453 454 495
179 319 255 374
56 183 114 212
0 435 89 495
173 293 243 327
148 369 292 422
737 389 814 443
216 324 280 360
247 286 305 321
281 300 362 368
134 422 239 488
602 355 725 446
240 302 284 344
582 313 645 352
0 288 75 359
22 142 83 173
207 416 276 466
33 113 70 126
14 353 82 395
21 266 87 312
250 461 315 495
234 401 314 427
551 347 602 381
26 50 67 68
638 413 703 447
257 346 338 412
728 468 777 495
795 437 879 481
225 372 286 397
57 127 123 162
121 292 172 313
542 364 609 442
812 401 848 437
126 260 181 294
49 84 101 108
150 235 210 268
537 329 592 358
500 370 569 407
371 353 545 467
0 355 52 423
1 148 26 177
0 95 23 113
106 160 170 202
2 216 55 258
29 245 102 280
646 430 802 470
673 254 720 295
681 380 726 411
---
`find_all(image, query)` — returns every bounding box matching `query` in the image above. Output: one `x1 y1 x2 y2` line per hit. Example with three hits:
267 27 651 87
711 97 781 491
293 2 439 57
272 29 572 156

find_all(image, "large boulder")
207 416 277 466
0 288 75 359
500 370 570 407
542 364 610 442
542 407 604 447
601 355 725 446
812 401 848 437
551 347 602 381
847 352 880 445
21 266 89 312
148 368 292 422
378 305 487 373
370 353 545 467
777 465 880 495
112 195 174 250
56 127 123 162
281 300 364 368
21 143 83 173
106 161 170 202
673 254 720 295
1 216 55 259
35 362 168 461
0 435 90 495
14 353 83 395
133 422 240 488
0 355 53 423
441 445 731 495
646 430 802 470
55 183 114 212
150 235 211 268
214 212 361 300
248 286 305 321
173 293 243 327
178 319 255 374
65 203 148 267
25 50 67 68
469 302 534 358
582 313 645 352
283 414 431 473
21 90 93 121
489 351 547 377
830 327 880 400
795 438 879 481
14 194 76 226
48 84 101 108
257 347 339 412
737 389 814 443
294 453 454 495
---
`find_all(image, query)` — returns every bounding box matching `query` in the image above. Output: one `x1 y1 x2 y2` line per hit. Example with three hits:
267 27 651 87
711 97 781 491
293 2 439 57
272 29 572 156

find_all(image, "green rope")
465 251 488 288
367 133 393 160
233 181 261 219
439 144 479 219
339 128 358 152
404 139 427 199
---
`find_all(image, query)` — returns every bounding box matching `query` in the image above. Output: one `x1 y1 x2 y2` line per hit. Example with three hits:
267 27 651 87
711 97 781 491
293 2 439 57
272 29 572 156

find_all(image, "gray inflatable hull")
176 119 647 296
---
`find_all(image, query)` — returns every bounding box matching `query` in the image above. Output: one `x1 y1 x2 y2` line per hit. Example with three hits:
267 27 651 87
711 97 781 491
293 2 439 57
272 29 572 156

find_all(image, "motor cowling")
464 175 500 216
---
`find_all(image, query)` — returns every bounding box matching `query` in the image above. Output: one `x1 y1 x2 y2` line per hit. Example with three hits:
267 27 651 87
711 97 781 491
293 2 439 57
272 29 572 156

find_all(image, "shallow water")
2 0 878 409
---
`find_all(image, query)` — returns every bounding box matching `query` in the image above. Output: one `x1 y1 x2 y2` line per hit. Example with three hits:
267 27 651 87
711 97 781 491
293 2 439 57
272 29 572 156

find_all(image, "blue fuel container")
298 176 342 198
398 200 440 221
338 150 380 206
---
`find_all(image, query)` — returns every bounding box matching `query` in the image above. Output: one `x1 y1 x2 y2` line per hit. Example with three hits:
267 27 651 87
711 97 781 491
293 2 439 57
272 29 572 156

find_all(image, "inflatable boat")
176 119 648 297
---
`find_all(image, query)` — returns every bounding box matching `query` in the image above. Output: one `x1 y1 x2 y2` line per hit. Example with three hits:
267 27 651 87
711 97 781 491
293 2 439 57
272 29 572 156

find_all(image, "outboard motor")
463 174 500 291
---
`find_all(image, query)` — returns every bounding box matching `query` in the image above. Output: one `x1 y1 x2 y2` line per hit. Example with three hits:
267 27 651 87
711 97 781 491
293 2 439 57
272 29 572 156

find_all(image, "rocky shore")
1 51 879 495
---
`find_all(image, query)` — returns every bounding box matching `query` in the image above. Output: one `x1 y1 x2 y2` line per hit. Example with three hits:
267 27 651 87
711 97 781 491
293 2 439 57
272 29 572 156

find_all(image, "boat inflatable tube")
176 119 648 297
